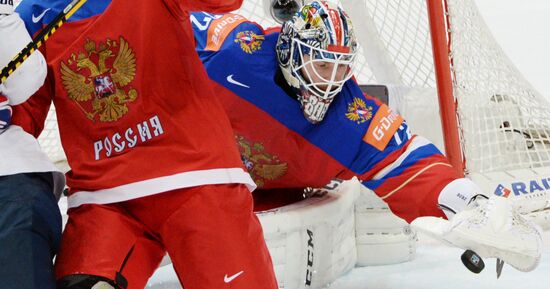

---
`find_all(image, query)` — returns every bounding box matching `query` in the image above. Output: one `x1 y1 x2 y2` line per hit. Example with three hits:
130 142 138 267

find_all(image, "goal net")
38 0 550 213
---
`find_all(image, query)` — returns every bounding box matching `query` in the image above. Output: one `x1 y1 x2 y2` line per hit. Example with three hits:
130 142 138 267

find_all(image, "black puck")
461 249 485 273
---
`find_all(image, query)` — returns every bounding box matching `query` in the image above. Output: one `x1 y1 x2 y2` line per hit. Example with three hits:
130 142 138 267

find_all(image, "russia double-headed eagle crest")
234 31 265 54
60 37 137 122
346 97 373 124
236 135 287 187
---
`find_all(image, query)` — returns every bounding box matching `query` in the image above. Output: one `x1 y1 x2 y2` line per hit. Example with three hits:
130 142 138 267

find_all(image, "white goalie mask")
276 0 358 123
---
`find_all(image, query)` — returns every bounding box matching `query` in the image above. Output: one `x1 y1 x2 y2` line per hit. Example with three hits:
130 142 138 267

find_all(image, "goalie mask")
276 0 358 123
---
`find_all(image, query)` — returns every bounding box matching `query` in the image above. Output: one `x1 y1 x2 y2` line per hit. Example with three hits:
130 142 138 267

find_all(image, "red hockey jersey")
14 0 254 208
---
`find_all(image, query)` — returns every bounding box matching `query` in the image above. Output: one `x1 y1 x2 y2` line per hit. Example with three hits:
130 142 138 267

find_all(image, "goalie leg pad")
257 178 360 289
355 185 416 266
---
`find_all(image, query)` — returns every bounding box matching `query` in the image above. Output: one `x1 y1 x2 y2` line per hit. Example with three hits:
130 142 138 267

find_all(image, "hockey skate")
411 196 543 273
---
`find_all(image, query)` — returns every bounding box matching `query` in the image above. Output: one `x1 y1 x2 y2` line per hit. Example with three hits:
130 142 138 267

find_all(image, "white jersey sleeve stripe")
372 136 433 180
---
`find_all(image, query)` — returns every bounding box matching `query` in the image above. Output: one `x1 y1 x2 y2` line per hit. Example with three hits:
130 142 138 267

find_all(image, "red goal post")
427 0 463 176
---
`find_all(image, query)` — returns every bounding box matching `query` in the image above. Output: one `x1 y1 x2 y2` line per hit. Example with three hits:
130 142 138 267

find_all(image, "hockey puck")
461 250 485 273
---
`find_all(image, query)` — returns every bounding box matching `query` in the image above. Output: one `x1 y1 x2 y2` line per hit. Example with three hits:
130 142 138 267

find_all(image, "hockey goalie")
190 1 543 288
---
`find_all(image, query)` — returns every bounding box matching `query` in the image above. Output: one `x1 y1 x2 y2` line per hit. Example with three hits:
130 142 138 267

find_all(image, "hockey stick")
0 0 88 85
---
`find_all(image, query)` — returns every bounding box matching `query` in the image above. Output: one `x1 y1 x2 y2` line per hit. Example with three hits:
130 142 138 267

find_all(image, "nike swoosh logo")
32 8 51 23
226 74 250 88
224 270 244 283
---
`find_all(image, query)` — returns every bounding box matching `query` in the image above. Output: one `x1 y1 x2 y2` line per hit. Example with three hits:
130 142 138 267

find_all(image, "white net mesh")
37 0 550 176
324 0 550 175
38 106 66 169
447 0 550 173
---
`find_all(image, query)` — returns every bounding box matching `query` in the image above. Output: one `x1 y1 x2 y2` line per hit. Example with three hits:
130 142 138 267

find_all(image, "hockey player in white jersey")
0 2 65 289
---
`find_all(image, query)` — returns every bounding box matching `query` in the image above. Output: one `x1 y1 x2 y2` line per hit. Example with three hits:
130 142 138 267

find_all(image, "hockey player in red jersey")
0 2 65 289
11 0 278 288
190 0 543 276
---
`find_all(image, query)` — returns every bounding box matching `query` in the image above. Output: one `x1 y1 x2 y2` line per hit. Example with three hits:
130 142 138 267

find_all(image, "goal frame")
428 0 463 176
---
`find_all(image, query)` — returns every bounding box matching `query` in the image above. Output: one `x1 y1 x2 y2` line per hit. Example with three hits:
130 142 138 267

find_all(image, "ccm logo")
364 104 403 151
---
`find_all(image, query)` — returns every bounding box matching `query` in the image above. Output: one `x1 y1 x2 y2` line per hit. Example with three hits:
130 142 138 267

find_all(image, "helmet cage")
275 0 358 123
291 37 357 101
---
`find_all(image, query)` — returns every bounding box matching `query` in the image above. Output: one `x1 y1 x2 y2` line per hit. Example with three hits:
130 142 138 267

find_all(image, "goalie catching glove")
412 195 543 272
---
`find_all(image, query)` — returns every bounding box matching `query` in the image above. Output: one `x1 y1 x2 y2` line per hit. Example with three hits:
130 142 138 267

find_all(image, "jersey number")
190 12 222 31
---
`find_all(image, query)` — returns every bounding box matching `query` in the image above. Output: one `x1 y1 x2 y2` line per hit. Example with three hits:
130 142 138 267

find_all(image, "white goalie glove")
412 194 543 273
